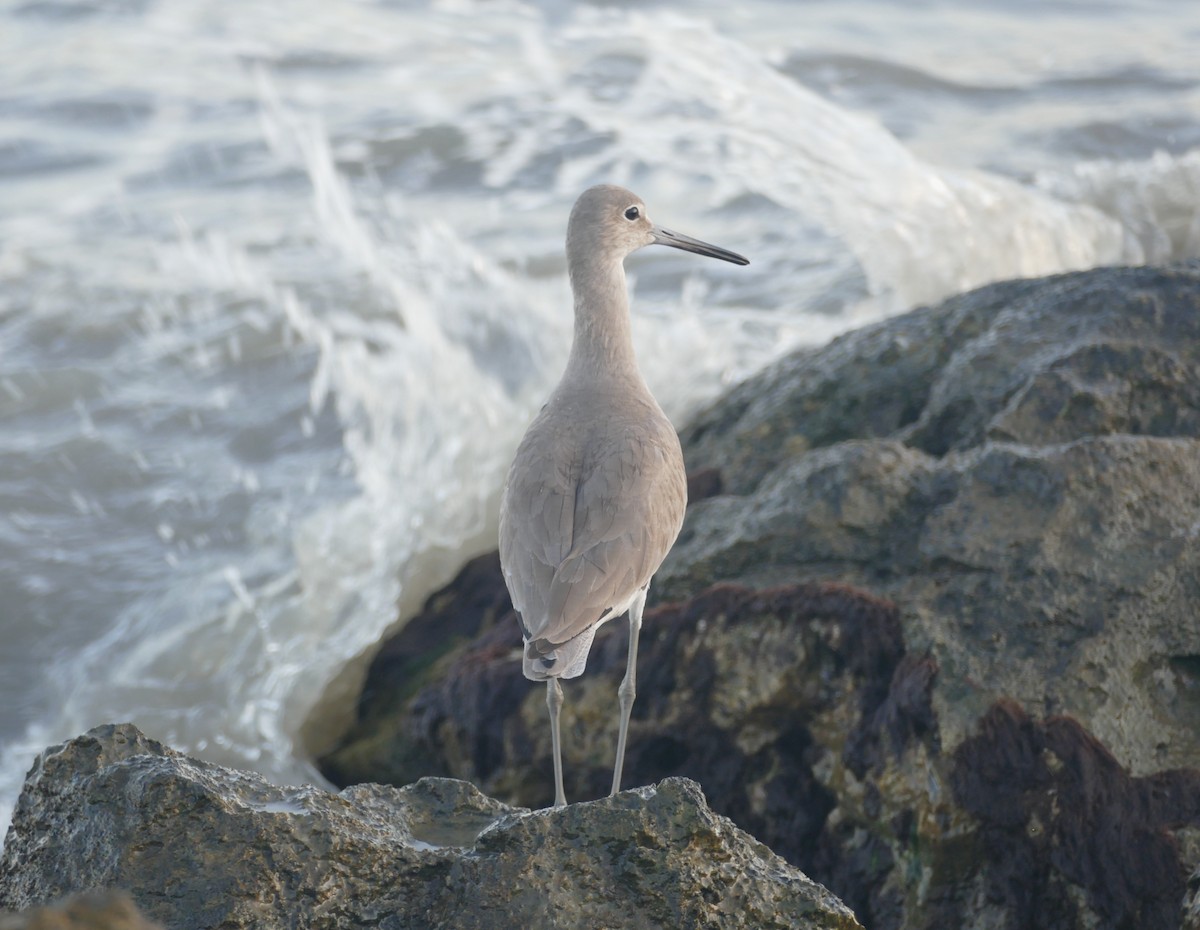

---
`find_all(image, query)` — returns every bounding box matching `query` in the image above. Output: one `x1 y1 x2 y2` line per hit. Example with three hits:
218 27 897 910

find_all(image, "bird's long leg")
547 678 567 808
611 587 647 796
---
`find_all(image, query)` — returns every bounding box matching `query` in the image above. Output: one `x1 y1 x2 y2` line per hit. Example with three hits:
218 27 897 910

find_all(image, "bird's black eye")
624 205 640 221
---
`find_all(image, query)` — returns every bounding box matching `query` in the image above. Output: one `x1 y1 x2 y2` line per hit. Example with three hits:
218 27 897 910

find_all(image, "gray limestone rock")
0 724 861 930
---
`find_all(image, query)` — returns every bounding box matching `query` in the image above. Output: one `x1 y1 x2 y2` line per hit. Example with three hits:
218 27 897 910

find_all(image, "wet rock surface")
0 724 860 930
323 263 1200 930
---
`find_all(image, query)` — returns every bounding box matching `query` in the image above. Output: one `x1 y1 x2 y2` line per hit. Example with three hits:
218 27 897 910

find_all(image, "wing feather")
499 412 686 654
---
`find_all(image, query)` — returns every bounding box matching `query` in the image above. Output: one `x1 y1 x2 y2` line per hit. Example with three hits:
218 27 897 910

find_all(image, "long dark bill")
651 225 750 266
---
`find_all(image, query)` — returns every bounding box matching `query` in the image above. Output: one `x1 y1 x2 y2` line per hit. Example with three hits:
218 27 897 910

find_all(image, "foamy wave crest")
168 61 801 771
394 8 1139 311
1035 149 1200 264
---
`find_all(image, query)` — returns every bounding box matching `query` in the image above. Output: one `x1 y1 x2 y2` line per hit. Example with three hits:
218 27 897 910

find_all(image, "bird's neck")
565 252 642 383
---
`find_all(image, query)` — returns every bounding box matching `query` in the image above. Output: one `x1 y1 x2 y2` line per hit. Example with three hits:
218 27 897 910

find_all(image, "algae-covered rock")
662 433 1200 773
324 574 929 899
661 263 1200 929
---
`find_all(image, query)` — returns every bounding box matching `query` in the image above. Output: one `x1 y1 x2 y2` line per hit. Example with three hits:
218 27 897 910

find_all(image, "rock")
662 263 1200 775
0 890 162 930
680 263 1200 483
321 262 1200 930
667 263 1200 929
948 699 1200 929
665 264 1200 929
0 724 861 930
664 434 1200 769
322 571 929 923
319 551 523 793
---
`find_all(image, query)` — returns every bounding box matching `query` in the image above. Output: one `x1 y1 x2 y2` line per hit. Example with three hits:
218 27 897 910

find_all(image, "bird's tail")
522 626 597 681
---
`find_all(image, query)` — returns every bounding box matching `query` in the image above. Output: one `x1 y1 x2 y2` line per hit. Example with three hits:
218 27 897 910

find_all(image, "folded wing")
499 423 686 676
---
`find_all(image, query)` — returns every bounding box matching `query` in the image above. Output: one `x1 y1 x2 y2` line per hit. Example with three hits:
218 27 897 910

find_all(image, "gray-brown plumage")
498 184 749 807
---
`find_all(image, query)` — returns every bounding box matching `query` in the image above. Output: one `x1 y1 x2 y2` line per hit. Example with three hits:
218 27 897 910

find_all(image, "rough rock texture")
322 568 932 925
0 724 861 930
663 263 1200 775
666 434 1200 770
322 263 1200 930
0 891 162 930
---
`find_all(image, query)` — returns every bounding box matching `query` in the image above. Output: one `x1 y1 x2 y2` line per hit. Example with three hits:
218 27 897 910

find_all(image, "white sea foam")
1036 149 1200 264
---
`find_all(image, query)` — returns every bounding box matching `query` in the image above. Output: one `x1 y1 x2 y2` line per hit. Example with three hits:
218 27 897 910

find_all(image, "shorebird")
498 184 749 807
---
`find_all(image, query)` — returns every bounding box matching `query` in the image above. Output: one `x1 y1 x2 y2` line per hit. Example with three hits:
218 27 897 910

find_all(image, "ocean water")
1 0 1198 842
